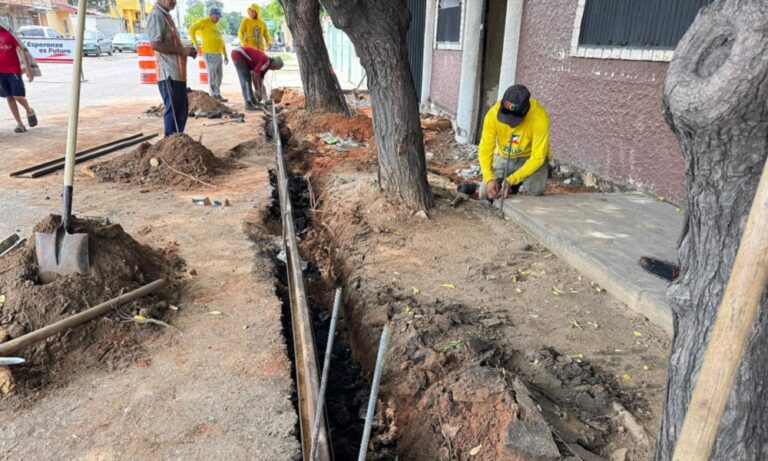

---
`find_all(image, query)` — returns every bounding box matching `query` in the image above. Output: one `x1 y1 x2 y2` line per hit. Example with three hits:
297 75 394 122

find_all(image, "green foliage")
223 11 243 36
183 0 230 36
261 0 284 35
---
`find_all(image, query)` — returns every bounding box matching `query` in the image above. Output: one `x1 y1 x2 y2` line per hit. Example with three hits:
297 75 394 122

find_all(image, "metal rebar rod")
9 133 145 177
0 279 166 356
310 288 342 461
358 323 391 461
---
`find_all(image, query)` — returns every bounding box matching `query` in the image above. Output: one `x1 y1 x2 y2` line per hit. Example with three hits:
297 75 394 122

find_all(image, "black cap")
497 84 531 127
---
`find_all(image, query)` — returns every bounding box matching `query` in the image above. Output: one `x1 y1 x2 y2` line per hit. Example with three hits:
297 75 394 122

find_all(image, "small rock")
414 210 429 220
189 268 198 276
5 323 25 339
149 158 160 168
425 152 435 160
505 420 561 461
0 366 15 395
224 198 231 207
480 317 502 328
610 448 629 461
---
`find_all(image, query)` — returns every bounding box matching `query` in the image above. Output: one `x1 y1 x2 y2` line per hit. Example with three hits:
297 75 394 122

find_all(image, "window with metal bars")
578 0 714 49
436 0 461 43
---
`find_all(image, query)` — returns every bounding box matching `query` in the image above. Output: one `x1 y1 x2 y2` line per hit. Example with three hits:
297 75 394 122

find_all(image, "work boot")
13 124 26 133
216 95 228 102
244 103 258 111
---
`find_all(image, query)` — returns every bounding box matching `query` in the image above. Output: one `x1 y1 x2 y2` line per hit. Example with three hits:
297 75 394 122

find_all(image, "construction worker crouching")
479 84 552 201
189 6 228 102
231 46 283 110
238 3 271 51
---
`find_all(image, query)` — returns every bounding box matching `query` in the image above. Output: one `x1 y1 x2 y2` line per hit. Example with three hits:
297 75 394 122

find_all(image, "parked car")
17 25 64 39
135 33 148 43
112 32 141 52
83 30 112 56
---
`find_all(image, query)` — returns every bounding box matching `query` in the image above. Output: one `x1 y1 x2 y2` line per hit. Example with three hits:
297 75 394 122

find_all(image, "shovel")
34 0 90 284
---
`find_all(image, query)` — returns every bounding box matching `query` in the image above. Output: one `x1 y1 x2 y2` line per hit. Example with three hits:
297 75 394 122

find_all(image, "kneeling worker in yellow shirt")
189 7 228 102
479 84 552 200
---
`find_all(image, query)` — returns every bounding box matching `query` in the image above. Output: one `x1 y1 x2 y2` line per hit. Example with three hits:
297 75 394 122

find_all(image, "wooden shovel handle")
672 158 768 460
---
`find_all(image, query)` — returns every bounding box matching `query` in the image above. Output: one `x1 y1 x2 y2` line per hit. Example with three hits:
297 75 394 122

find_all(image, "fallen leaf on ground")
133 315 148 322
572 320 583 330
552 286 565 296
633 330 644 337
441 283 456 289
442 339 463 352
470 444 482 456
412 287 420 295
622 373 632 382
405 305 412 314
208 311 223 315
643 365 651 371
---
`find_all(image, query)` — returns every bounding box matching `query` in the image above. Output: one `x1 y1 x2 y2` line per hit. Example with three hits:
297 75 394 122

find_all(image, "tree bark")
320 0 434 210
280 0 350 115
656 1 768 460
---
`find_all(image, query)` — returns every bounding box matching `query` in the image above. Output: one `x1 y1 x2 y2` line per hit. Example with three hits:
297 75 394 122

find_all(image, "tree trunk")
320 0 434 210
280 0 350 115
656 1 768 460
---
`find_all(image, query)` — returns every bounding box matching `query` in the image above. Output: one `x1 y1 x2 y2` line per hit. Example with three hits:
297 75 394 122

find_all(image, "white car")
17 25 64 39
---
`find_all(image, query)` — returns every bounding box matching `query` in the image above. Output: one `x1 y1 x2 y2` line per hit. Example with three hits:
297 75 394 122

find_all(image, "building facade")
0 0 52 31
420 0 713 203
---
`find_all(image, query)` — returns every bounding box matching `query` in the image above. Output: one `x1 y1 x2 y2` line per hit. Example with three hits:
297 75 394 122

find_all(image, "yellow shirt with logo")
189 17 225 54
478 98 552 186
238 14 270 51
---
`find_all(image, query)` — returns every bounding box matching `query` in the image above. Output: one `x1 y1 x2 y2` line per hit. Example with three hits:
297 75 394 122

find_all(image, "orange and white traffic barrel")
199 58 208 84
137 43 158 84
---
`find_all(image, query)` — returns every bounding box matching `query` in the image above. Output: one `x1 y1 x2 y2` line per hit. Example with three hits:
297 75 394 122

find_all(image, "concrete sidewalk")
501 193 682 334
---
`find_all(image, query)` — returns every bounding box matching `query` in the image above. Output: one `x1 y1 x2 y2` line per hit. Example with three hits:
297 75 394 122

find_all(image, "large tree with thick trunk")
655 1 768 459
279 0 350 114
320 0 434 210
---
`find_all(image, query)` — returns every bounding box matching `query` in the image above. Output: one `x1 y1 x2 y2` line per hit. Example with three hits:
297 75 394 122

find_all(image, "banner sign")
20 38 76 63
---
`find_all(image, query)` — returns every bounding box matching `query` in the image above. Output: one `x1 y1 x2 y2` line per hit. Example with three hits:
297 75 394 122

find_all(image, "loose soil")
0 215 183 397
93 133 234 190
145 90 235 117
279 99 671 461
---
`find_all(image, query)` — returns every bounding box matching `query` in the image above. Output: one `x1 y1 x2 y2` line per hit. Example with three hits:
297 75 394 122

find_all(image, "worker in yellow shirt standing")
238 3 270 51
189 7 228 102
479 84 552 200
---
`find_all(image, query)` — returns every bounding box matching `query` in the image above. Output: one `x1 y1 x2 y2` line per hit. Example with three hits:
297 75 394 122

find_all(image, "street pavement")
0 52 304 126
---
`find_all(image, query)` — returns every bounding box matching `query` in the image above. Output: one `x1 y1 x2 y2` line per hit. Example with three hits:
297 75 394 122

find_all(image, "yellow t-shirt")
189 17 225 55
478 98 552 185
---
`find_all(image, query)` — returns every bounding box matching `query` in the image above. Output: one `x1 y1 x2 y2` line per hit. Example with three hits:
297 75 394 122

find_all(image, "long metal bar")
29 134 158 178
311 288 342 461
9 133 145 177
272 103 332 461
358 323 391 461
0 279 166 356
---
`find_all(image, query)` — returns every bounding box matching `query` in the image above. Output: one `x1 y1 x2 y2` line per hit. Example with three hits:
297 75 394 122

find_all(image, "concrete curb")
500 195 675 335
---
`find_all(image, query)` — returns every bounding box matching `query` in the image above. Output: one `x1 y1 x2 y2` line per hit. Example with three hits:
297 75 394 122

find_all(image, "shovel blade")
35 231 90 284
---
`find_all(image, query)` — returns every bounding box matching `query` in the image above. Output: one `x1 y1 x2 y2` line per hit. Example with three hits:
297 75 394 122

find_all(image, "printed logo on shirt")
503 134 524 156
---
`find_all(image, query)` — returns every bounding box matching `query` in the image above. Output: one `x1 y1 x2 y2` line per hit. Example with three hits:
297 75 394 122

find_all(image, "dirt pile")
93 134 232 189
285 108 374 143
145 90 234 117
0 215 184 395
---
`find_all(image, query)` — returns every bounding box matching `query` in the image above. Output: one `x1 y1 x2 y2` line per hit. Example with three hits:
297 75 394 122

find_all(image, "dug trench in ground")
273 91 671 461
0 102 300 459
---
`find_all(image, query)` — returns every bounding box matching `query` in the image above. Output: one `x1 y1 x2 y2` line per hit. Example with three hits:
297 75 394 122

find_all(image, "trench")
265 168 397 460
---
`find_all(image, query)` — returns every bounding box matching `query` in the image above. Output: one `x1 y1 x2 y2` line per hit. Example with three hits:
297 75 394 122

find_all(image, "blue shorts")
0 73 25 98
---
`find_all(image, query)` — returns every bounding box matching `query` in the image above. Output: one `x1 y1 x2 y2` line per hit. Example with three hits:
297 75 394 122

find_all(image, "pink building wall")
514 0 685 203
429 49 463 115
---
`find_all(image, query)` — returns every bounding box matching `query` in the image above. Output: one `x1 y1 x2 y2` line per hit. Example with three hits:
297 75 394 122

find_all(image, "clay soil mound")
93 133 231 190
286 108 373 143
188 89 232 114
0 215 184 395
145 90 232 116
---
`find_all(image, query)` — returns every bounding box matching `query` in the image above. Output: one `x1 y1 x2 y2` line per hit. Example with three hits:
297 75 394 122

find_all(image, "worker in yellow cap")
238 3 270 51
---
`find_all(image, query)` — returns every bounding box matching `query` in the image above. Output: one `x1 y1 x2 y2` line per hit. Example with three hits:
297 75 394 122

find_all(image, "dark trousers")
157 78 188 136
234 60 254 105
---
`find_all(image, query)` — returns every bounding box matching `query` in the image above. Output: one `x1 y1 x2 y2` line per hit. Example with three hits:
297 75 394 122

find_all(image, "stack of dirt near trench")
0 216 183 397
145 89 236 117
274 90 665 461
92 133 233 190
